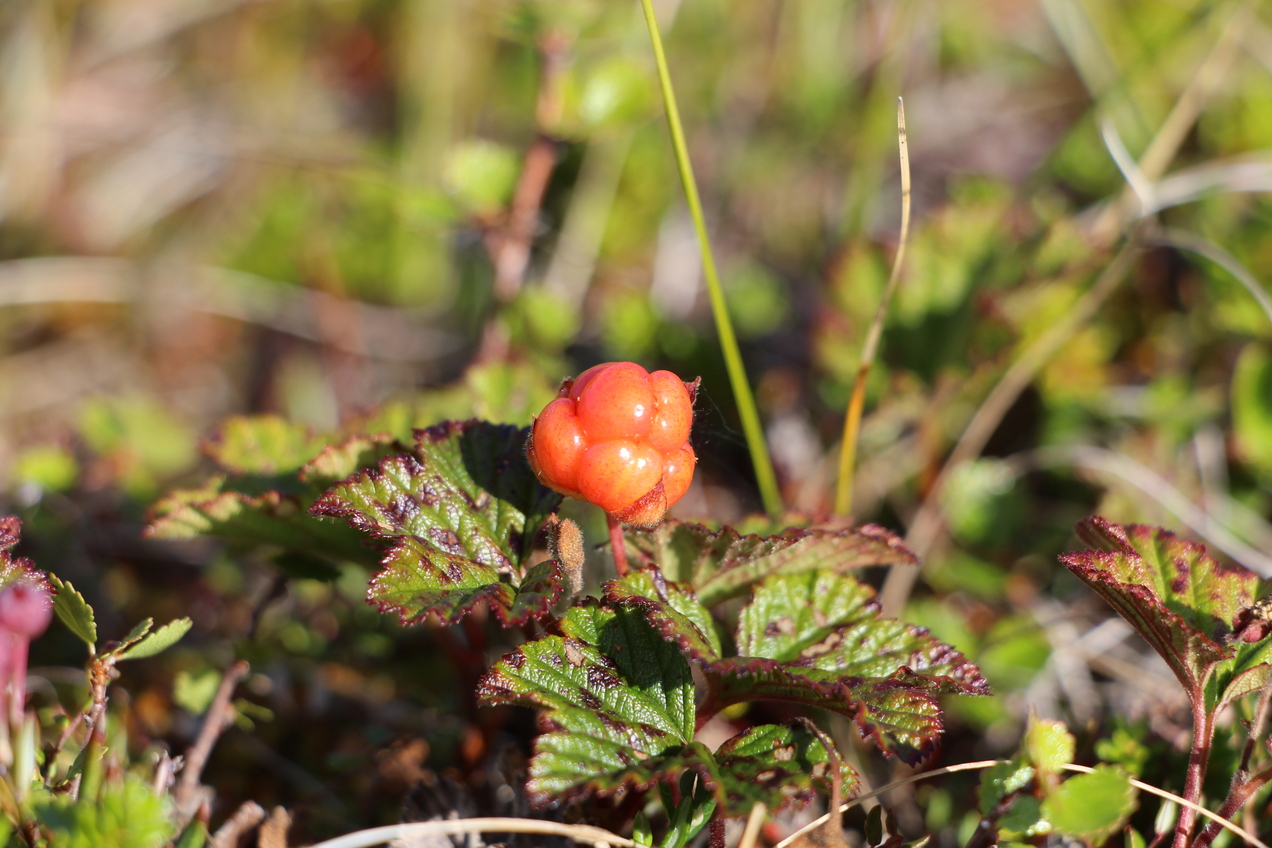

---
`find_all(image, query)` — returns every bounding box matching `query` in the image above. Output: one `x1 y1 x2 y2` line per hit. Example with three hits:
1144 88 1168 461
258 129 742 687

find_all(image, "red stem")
607 514 629 577
1172 699 1215 848
1191 762 1272 848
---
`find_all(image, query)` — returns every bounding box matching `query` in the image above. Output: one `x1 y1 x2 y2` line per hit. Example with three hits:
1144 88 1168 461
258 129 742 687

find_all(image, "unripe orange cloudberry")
527 362 698 527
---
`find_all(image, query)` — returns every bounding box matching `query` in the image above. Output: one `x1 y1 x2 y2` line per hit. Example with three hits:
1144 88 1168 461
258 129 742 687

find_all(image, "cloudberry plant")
526 362 698 528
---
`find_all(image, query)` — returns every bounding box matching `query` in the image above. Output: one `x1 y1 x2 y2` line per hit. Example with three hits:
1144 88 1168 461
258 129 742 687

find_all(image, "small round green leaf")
1042 765 1137 844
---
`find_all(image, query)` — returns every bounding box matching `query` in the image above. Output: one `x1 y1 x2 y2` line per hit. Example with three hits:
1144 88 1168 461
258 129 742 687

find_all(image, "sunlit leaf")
1062 518 1269 710
33 775 175 848
203 415 327 476
604 569 721 661
147 478 375 567
1042 766 1137 844
313 421 563 625
477 604 848 815
625 520 916 607
117 618 192 660
48 574 97 648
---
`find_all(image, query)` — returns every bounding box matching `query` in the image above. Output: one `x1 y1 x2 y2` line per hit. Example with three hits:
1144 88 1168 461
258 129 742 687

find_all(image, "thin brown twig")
176 660 251 820
774 760 1270 848
880 232 1142 615
210 800 267 848
259 806 294 848
1090 1 1253 242
835 98 911 516
303 817 633 848
476 29 570 362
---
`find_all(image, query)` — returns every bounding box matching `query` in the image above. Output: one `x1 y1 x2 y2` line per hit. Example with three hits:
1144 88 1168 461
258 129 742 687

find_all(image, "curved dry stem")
773 760 1270 848
880 234 1141 615
1013 445 1272 576
302 817 635 848
834 98 912 517
1151 227 1272 328
1090 2 1253 242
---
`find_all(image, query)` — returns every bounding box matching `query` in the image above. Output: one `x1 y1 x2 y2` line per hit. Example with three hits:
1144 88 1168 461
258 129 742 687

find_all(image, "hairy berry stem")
607 514 629 577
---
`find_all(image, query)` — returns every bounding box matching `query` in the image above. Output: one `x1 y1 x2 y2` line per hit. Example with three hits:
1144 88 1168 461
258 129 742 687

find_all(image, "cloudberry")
527 362 698 527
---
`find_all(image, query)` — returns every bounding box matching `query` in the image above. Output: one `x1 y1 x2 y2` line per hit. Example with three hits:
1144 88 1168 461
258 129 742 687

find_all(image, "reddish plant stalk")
1172 700 1215 848
1191 763 1272 848
607 515 629 577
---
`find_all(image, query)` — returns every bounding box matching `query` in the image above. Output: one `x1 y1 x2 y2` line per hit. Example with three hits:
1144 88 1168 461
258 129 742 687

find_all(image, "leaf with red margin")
734 570 988 693
203 415 328 476
706 659 943 766
604 569 721 661
1061 517 1270 710
711 723 860 811
708 570 987 765
477 603 850 815
607 565 985 765
0 517 47 592
625 521 917 608
146 478 376 567
312 420 563 626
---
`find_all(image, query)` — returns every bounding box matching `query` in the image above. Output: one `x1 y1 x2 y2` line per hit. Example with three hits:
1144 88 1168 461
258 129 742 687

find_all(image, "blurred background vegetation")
2 0 1272 842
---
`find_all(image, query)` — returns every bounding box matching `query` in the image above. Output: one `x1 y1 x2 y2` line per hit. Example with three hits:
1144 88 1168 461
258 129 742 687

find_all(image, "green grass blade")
638 0 781 519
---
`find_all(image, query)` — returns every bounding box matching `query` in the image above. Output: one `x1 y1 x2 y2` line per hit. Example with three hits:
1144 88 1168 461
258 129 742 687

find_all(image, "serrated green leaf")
1042 766 1137 844
1024 717 1074 787
706 659 943 765
604 568 721 660
1062 518 1269 710
204 415 327 476
625 521 916 607
299 434 400 489
711 723 861 810
117 618 192 660
147 478 375 566
477 604 847 816
33 774 175 848
48 574 97 647
701 570 988 764
314 421 563 626
478 603 695 805
122 618 154 646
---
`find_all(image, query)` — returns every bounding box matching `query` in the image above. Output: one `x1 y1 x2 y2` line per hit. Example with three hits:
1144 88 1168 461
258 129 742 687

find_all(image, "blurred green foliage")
2 0 1272 842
